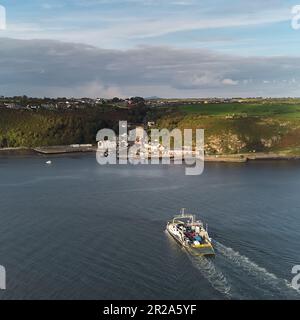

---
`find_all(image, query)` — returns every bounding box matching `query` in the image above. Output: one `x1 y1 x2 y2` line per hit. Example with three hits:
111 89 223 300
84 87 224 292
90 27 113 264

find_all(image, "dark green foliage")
0 108 126 147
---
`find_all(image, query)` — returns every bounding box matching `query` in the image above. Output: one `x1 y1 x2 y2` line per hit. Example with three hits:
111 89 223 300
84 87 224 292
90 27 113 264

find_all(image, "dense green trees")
0 108 127 147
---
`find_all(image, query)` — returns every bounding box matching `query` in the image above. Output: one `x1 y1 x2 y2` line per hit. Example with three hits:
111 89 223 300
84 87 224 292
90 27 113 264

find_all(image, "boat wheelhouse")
167 208 215 256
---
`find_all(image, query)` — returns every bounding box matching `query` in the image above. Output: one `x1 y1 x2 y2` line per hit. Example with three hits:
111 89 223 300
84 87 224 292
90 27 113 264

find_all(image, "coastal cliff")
1 100 300 157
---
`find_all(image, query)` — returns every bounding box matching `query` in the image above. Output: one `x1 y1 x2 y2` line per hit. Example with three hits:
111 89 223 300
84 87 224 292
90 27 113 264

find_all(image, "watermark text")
0 4 6 30
292 265 300 291
0 265 6 290
96 121 204 176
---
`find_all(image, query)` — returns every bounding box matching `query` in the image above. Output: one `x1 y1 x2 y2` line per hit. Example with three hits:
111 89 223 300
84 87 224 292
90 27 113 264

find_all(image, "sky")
0 0 300 98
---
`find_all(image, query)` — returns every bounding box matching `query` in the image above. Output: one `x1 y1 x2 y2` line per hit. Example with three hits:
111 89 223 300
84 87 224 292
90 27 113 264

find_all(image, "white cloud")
222 78 239 85
0 3 291 48
0 38 299 98
41 3 65 10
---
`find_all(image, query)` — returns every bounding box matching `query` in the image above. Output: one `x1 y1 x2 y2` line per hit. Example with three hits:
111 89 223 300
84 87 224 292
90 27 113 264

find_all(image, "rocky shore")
1 146 300 163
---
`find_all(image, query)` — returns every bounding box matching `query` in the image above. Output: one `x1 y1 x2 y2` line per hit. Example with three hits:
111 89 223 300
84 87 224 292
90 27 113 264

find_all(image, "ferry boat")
167 209 215 256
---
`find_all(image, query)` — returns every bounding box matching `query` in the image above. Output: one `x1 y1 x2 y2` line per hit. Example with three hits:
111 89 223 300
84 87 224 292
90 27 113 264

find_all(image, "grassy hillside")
1 101 300 155
177 102 300 118
156 102 300 155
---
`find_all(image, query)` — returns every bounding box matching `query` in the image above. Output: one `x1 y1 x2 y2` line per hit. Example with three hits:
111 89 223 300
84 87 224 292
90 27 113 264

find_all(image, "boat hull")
167 223 215 257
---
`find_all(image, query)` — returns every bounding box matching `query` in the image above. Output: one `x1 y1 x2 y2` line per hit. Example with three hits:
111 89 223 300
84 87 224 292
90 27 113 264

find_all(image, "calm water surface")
0 154 299 299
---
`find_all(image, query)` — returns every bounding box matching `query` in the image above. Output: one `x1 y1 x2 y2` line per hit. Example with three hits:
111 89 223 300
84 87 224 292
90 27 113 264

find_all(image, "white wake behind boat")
166 208 215 256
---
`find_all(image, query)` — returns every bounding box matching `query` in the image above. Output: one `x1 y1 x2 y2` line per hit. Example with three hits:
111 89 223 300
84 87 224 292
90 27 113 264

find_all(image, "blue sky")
1 0 300 97
1 0 299 53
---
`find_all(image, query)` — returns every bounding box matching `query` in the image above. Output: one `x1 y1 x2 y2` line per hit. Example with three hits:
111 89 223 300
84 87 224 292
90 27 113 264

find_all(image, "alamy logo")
292 265 300 291
292 5 300 30
0 265 6 290
96 121 205 176
0 4 6 30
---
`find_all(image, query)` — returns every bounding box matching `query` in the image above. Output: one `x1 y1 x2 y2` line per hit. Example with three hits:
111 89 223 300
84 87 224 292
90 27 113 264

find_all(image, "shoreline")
205 153 300 163
1 146 300 162
33 145 96 154
0 146 96 156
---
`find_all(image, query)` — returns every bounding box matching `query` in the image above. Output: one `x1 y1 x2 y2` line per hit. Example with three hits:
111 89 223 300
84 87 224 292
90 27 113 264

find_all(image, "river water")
0 154 299 299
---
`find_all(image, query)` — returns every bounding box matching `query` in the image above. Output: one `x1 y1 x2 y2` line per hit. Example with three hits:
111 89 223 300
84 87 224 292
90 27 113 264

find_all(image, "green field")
176 102 300 119
156 102 300 154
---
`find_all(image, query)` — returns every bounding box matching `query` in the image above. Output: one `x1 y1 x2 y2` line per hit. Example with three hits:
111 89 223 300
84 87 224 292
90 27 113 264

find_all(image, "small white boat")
46 160 52 165
166 208 215 256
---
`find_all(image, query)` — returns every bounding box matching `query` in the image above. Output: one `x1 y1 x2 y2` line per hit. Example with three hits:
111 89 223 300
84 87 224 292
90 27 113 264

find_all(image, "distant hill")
145 96 162 100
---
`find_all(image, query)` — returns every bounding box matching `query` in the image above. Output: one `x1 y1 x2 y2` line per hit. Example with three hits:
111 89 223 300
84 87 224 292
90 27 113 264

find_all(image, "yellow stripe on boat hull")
191 243 213 249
